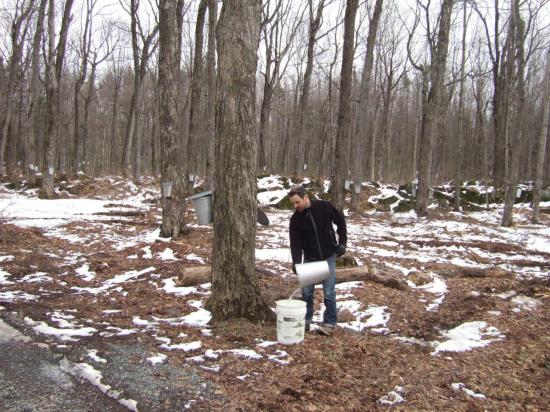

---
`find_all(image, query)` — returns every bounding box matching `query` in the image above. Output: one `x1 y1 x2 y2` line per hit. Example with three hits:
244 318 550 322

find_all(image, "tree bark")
295 0 325 176
531 45 550 224
331 0 359 211
454 1 468 211
42 0 75 199
501 0 525 227
121 0 158 178
187 0 207 180
204 0 217 190
0 0 33 176
414 0 453 216
351 0 383 210
207 0 273 322
159 0 188 238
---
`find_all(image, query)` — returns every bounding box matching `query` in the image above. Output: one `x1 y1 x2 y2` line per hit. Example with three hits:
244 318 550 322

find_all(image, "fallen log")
176 264 408 290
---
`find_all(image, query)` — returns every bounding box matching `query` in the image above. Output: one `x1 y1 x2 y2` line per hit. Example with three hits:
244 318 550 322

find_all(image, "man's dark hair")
288 185 306 198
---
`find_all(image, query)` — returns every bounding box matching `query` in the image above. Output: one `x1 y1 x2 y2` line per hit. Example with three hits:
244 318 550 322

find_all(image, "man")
288 185 347 335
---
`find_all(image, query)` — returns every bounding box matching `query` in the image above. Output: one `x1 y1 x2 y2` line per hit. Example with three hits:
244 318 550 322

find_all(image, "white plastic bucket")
276 299 307 345
295 260 330 287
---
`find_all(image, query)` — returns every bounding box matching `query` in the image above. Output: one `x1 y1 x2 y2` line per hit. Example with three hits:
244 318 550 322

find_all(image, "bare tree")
207 0 273 322
159 0 188 238
26 0 48 184
374 5 407 183
454 1 470 210
258 1 304 173
294 0 326 175
187 0 207 181
501 0 526 227
331 0 359 211
351 0 383 209
408 0 454 216
204 0 217 190
0 0 34 176
72 0 95 174
121 0 159 178
531 44 550 223
42 0 75 198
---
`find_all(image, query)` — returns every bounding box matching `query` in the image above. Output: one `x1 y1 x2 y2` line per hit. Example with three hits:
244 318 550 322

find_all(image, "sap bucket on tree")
295 260 330 287
276 299 307 344
188 191 213 225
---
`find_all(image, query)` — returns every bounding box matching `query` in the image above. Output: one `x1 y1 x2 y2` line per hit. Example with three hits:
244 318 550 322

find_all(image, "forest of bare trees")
0 0 549 204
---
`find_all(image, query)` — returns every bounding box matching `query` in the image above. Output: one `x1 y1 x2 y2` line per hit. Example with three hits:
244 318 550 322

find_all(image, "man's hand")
291 264 297 274
336 244 346 257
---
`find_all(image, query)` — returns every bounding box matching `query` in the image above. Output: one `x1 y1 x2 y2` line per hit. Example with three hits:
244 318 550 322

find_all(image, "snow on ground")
60 358 138 411
1 176 548 383
431 321 505 355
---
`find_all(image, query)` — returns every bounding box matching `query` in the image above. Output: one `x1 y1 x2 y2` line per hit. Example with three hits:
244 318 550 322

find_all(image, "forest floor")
0 175 549 411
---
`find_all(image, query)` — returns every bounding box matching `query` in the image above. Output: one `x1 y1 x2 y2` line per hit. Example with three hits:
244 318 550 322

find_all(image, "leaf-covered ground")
1 176 549 411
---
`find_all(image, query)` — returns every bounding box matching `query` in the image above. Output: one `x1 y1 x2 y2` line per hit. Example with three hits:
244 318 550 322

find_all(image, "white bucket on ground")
276 299 307 345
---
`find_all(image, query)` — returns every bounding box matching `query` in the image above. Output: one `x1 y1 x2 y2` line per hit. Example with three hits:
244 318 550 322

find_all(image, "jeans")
301 255 337 326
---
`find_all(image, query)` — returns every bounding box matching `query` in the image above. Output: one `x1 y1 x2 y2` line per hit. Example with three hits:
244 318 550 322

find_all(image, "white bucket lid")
276 299 306 308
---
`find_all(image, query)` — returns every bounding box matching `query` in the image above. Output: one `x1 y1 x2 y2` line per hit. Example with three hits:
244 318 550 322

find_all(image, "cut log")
337 265 409 290
176 264 408 290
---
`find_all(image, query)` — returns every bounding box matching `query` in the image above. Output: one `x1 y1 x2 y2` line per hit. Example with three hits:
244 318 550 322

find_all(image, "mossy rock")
375 202 391 212
275 195 293 210
316 191 333 201
376 195 399 206
462 201 485 212
303 178 325 192
280 177 291 189
433 190 452 201
5 181 24 190
336 255 358 268
398 182 415 195
393 199 414 213
461 187 488 205
515 189 532 204
257 173 271 179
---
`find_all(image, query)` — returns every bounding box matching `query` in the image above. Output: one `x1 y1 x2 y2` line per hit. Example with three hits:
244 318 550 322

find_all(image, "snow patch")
432 321 504 355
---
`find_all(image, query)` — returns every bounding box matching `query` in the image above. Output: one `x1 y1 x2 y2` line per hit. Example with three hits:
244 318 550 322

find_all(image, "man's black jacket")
289 199 347 264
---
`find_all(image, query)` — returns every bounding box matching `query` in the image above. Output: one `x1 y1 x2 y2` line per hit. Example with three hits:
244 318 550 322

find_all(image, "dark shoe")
317 323 335 336
305 321 311 333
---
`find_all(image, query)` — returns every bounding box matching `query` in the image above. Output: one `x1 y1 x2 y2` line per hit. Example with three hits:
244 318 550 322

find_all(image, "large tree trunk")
454 1 468 211
207 0 273 322
0 1 33 176
414 0 453 216
531 45 550 224
187 0 207 181
82 59 97 175
121 0 158 178
501 0 526 227
295 0 325 176
204 0 217 190
26 0 48 184
159 0 188 238
42 0 75 199
331 0 359 211
351 0 383 210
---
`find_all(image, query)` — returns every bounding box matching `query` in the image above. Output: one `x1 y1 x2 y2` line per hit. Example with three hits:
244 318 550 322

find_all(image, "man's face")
289 194 310 213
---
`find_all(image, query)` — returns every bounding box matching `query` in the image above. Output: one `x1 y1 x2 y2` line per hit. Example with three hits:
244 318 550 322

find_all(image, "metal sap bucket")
188 191 213 225
295 261 330 287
